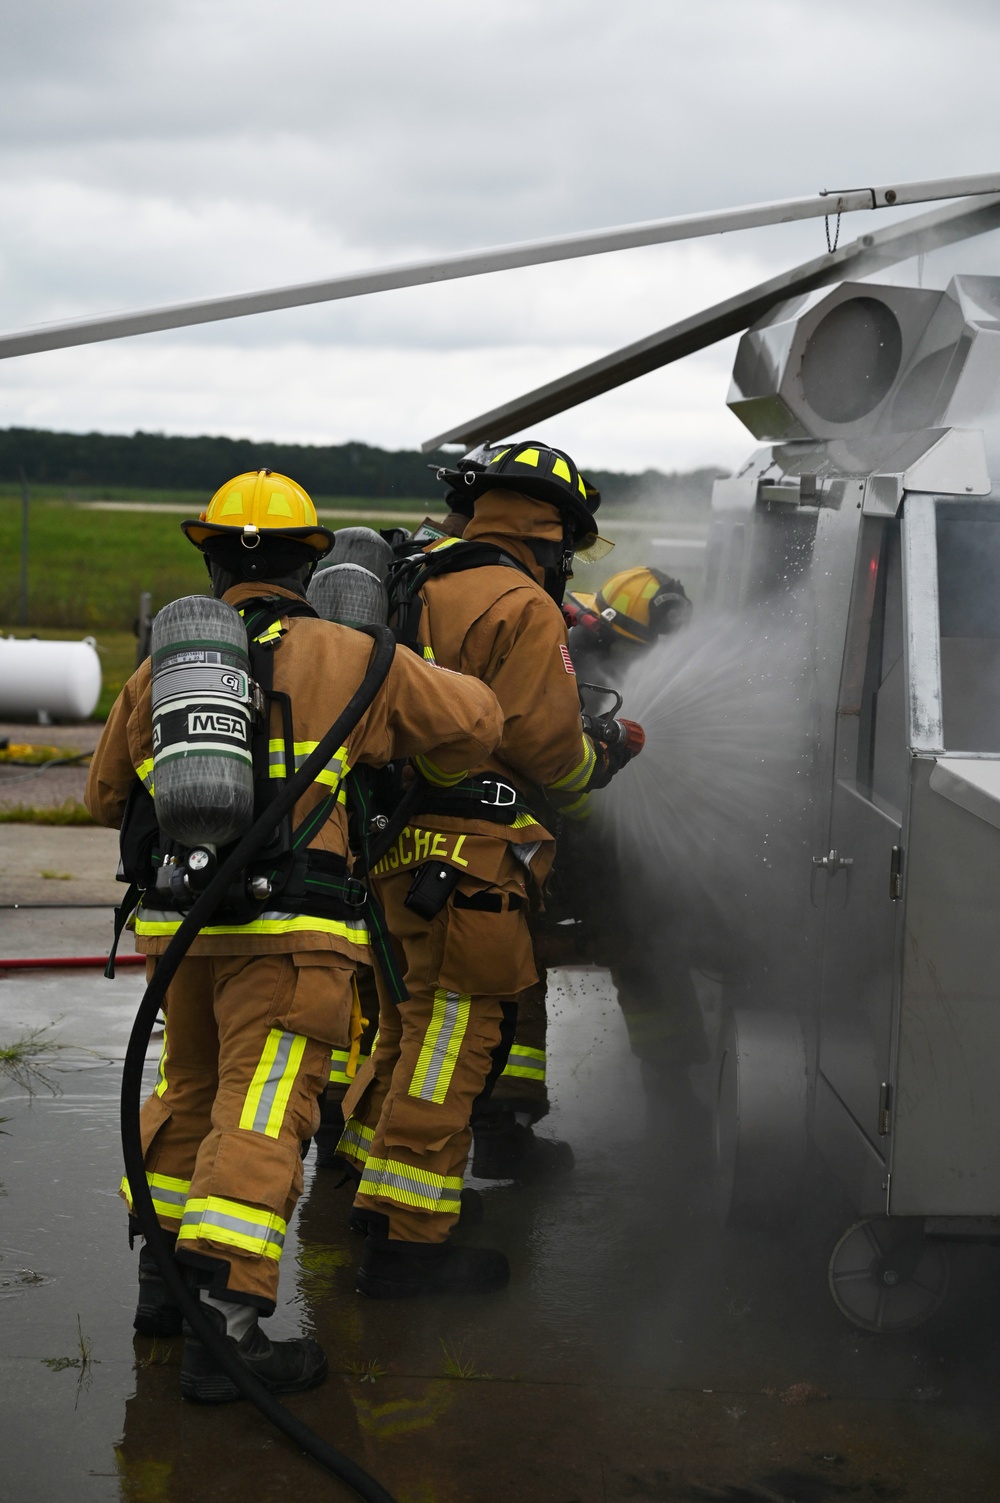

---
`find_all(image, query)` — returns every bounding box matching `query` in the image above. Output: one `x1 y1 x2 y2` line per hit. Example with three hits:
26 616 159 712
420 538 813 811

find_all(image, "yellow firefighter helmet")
568 566 692 646
181 470 334 553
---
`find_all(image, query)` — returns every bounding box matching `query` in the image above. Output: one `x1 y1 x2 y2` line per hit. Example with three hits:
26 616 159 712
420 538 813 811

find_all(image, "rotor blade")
420 193 1000 452
2 173 1000 361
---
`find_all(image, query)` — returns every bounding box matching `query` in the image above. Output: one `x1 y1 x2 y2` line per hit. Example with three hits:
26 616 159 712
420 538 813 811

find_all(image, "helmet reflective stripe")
514 448 540 466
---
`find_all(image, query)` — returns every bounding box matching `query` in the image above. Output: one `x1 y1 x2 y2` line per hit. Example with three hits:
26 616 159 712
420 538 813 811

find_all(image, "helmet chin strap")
526 525 576 605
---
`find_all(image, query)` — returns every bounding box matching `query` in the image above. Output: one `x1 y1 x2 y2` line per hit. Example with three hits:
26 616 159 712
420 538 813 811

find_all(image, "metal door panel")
817 781 901 1169
890 759 1000 1214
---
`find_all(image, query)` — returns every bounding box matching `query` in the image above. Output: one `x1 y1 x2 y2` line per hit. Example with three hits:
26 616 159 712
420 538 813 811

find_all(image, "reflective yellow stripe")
134 910 369 943
252 619 284 645
413 754 466 788
337 1115 375 1165
120 1171 190 1222
422 645 437 662
134 757 155 794
510 812 542 830
239 1027 307 1137
267 738 349 793
548 735 597 794
409 988 470 1104
153 1022 169 1099
329 1044 371 1086
502 1045 546 1082
558 791 591 821
358 1156 463 1214
177 1195 286 1260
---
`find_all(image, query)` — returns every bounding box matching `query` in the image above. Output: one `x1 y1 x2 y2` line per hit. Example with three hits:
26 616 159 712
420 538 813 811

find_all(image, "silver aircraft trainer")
8 169 1000 1336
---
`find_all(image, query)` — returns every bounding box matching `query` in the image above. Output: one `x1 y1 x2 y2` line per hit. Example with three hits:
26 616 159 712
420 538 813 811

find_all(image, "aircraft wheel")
828 1217 950 1332
714 1009 808 1227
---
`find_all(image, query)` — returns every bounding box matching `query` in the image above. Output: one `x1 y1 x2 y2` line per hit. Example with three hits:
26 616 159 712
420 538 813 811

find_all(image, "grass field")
0 495 424 632
1 487 703 723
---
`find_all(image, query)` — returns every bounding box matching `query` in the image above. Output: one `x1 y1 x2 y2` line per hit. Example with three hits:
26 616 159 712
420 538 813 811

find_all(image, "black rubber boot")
472 1115 574 1181
349 1188 483 1238
180 1300 328 1404
356 1237 509 1299
134 1236 184 1338
313 1121 350 1169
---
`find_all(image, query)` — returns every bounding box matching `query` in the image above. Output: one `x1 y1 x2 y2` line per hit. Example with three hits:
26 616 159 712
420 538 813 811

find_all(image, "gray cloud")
0 0 997 465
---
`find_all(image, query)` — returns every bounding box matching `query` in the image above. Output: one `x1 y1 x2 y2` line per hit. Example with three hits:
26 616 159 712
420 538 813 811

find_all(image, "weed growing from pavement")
348 1357 387 1383
440 1339 492 1380
42 1317 98 1406
0 1024 64 1095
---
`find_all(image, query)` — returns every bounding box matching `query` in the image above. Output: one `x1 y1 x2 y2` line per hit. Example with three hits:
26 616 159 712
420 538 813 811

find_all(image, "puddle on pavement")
2 973 1000 1502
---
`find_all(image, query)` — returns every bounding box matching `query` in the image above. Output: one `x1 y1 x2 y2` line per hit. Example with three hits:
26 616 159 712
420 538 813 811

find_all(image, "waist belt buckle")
480 780 517 809
344 879 369 909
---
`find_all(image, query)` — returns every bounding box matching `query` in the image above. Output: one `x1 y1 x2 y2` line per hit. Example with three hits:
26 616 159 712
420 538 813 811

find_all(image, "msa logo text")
188 711 243 738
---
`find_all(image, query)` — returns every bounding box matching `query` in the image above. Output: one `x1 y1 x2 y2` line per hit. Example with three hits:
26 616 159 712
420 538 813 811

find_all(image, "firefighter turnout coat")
339 492 604 1240
86 582 502 1307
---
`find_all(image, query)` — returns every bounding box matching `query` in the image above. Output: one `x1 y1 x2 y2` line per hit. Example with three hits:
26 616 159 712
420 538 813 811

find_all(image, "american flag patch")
559 645 575 675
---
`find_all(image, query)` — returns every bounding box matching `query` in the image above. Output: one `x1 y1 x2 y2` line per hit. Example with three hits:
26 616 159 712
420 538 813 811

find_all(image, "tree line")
0 426 722 507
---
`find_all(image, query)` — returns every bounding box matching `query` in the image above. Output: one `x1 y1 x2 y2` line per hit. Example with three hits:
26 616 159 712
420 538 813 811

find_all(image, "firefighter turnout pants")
121 950 356 1310
337 857 534 1241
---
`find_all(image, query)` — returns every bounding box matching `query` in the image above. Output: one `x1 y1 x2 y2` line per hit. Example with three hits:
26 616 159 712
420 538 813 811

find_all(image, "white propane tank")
0 636 102 720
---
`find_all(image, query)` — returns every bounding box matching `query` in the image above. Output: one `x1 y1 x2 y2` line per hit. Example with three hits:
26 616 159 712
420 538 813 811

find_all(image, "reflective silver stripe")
337 1117 375 1163
358 1162 462 1212
250 1030 298 1134
149 1181 188 1211
408 989 470 1104
180 1202 285 1253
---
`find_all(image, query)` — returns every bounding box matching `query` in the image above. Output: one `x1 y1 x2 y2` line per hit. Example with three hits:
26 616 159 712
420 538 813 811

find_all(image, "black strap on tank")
347 767 410 1003
389 541 533 651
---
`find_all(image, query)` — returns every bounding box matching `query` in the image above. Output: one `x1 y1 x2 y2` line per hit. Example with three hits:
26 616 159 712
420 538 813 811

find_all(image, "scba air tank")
308 527 392 627
150 597 255 848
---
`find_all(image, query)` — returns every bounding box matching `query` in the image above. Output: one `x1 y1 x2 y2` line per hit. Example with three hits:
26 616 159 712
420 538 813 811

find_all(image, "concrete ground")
0 719 100 814
2 823 999 1503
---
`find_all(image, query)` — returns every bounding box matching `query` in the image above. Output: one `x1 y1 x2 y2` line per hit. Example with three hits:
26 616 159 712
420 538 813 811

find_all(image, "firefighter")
335 440 644 1299
85 470 503 1402
480 564 707 1161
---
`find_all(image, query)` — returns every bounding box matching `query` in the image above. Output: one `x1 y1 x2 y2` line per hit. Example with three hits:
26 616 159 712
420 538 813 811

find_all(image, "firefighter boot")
472 1112 574 1181
350 1189 484 1237
180 1294 328 1404
134 1233 184 1338
356 1237 510 1299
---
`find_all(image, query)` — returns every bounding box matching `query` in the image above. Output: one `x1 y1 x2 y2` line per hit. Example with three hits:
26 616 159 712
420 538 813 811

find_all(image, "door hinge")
878 1081 893 1136
889 844 903 900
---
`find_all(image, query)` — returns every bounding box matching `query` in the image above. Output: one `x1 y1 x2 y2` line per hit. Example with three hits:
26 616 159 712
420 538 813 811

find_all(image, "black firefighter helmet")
435 441 611 561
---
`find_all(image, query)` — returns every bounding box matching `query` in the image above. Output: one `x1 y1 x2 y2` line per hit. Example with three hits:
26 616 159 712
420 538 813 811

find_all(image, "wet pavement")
3 889 1000 1501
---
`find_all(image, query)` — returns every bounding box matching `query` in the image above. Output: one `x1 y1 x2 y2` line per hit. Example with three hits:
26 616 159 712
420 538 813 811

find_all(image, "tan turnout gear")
338 490 604 1241
87 581 502 1308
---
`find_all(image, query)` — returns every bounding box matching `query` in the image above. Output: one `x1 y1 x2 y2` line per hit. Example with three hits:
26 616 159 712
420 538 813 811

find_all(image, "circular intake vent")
800 296 903 424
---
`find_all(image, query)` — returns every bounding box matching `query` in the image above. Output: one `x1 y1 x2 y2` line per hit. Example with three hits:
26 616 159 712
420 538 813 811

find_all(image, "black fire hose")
120 626 398 1503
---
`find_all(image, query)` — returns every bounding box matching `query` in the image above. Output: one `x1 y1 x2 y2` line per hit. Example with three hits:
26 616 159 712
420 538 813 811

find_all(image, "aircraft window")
858 522 907 812
937 512 1000 752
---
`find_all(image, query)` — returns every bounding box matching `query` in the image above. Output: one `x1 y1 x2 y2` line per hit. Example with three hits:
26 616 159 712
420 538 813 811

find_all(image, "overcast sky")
1 0 998 473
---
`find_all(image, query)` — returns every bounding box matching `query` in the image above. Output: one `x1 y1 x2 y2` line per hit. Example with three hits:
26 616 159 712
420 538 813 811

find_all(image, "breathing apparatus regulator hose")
120 625 399 1503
